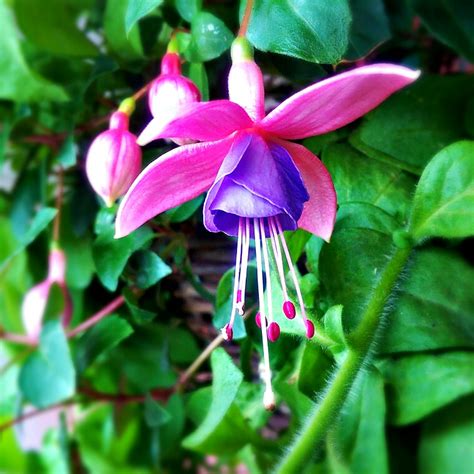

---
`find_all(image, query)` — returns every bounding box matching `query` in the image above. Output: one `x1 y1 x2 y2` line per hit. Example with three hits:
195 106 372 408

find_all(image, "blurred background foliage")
0 0 473 473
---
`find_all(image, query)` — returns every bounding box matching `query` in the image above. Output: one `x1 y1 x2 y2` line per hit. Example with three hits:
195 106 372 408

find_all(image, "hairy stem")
277 245 412 473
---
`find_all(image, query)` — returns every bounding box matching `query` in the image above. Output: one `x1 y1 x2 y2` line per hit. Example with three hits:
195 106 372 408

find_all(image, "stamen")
254 219 275 410
269 218 296 320
223 218 244 341
275 218 314 339
260 219 280 342
236 218 250 315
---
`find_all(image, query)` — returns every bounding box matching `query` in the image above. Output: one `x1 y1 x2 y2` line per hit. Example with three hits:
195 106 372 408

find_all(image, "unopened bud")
86 111 142 206
21 248 72 339
147 52 201 145
228 38 264 122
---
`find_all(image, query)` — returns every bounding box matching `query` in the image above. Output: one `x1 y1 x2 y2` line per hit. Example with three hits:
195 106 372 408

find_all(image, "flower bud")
86 111 142 207
21 248 72 339
147 52 201 144
228 37 265 122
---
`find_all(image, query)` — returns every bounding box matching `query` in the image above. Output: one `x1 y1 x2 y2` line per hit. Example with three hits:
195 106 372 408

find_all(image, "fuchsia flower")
116 38 419 408
141 49 201 146
22 247 72 340
86 106 142 207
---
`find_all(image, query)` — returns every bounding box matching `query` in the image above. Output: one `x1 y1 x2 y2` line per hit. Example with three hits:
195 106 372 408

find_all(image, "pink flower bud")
86 111 142 207
147 52 201 144
21 248 72 339
228 37 265 122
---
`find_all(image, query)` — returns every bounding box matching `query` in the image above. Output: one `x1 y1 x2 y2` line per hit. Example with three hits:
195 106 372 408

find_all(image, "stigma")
221 216 315 409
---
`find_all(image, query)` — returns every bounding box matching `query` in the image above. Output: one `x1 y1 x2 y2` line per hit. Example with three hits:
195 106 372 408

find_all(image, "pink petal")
261 64 420 140
137 100 253 145
278 140 336 241
22 280 51 339
115 137 234 238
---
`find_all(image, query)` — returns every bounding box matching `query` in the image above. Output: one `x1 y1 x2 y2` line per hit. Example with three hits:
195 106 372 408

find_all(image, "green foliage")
19 321 76 408
409 140 474 241
380 352 474 425
14 0 98 57
0 0 68 102
411 0 474 62
0 207 57 269
247 0 351 64
75 315 133 373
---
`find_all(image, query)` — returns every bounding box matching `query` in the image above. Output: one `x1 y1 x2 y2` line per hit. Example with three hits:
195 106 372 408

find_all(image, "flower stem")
52 167 64 243
276 245 412 473
238 0 254 37
67 295 125 338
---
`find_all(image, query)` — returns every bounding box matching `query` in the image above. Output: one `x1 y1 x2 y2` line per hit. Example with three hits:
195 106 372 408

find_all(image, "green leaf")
14 0 97 57
0 0 68 102
174 0 201 22
125 0 163 35
104 0 144 59
128 250 171 289
419 395 474 474
411 0 474 62
214 266 249 339
346 0 391 60
329 369 389 474
298 342 333 398
0 207 57 270
335 203 399 235
160 394 185 459
382 248 474 353
164 195 204 223
379 351 474 425
183 348 253 453
75 315 133 373
123 289 156 324
323 305 347 359
93 226 154 291
187 12 233 62
356 76 474 172
319 228 392 332
0 217 30 332
57 135 77 168
408 140 474 241
19 321 76 408
76 405 148 474
144 393 171 427
247 0 351 64
322 143 416 220
188 64 209 101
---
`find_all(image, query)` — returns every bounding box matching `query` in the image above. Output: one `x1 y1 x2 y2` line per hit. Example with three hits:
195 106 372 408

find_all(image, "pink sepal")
260 64 420 139
115 137 234 238
277 140 337 242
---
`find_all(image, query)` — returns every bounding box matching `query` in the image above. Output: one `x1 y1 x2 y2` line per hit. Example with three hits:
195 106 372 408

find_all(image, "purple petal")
204 131 309 236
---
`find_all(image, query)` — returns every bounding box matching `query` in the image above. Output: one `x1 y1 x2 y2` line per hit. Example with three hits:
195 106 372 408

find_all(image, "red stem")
67 295 125 338
0 295 125 345
238 0 254 37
